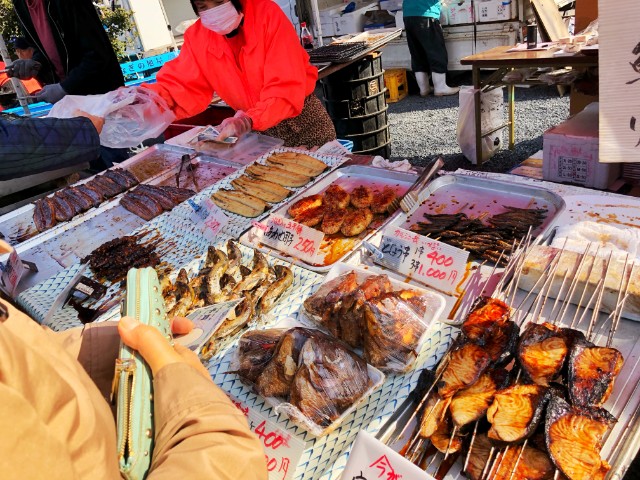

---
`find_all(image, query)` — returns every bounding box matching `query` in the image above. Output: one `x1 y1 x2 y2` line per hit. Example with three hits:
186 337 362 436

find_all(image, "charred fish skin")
33 197 57 232
568 338 624 408
518 322 570 387
462 296 511 345
545 396 617 480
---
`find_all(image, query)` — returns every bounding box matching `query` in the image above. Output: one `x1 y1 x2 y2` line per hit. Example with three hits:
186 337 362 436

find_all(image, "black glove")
8 59 41 80
35 83 67 104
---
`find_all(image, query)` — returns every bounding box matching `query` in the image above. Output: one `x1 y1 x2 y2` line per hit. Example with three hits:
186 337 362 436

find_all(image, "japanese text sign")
250 214 324 264
342 431 435 480
375 226 469 295
0 240 25 298
228 395 305 480
188 198 229 240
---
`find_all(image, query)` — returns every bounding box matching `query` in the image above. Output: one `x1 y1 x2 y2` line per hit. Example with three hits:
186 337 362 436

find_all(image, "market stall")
2 127 639 479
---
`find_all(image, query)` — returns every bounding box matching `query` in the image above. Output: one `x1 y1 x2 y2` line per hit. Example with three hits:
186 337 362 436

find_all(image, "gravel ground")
387 76 570 173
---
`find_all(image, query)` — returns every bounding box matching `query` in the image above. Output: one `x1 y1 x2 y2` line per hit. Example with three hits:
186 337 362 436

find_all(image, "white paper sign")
0 240 25 298
228 394 306 480
375 226 469 294
176 299 242 353
249 214 325 264
342 431 435 480
187 197 229 241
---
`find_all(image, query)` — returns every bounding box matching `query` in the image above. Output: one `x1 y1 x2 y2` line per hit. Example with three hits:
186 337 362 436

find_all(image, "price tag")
0 240 25 298
376 226 469 295
342 431 435 480
188 198 229 240
176 299 242 353
249 214 325 265
228 395 305 480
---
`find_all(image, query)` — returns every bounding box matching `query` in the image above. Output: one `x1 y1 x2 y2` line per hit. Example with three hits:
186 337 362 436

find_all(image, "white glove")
215 110 252 142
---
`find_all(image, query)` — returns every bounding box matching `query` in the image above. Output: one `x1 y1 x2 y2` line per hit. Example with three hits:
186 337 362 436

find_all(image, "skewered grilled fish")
493 443 554 480
450 368 509 428
546 396 616 480
350 185 373 209
418 394 451 438
487 384 550 443
484 319 520 364
323 184 350 209
438 343 492 398
568 339 624 407
431 417 464 454
462 296 511 344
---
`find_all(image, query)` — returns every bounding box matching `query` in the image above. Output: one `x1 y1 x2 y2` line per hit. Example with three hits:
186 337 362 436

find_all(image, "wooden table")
460 45 598 165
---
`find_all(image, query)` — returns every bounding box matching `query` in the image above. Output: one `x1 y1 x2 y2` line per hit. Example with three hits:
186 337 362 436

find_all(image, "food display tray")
388 173 565 238
165 126 284 166
238 165 417 273
0 145 239 294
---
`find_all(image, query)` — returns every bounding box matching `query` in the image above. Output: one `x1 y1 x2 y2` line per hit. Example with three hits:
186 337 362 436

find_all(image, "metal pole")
310 0 324 46
0 33 32 116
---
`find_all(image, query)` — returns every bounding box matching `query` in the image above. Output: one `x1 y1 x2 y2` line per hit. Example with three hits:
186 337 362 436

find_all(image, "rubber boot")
432 72 460 96
414 71 432 97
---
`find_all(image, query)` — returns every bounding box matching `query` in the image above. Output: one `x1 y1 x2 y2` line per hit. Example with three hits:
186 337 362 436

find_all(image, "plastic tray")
300 262 446 372
239 165 417 273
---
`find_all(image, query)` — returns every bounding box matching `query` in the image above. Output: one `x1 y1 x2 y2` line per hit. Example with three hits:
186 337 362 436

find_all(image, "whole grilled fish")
204 247 228 303
257 265 293 315
233 250 269 294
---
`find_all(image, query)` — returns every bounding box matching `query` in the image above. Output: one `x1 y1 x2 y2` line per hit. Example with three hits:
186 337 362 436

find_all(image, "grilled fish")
233 250 269 294
462 296 511 344
568 339 624 407
487 384 550 443
135 184 176 210
246 164 311 187
484 319 520 364
438 343 492 398
450 368 509 427
77 184 104 207
321 206 347 235
33 197 57 232
226 239 242 280
464 433 494 480
257 265 293 314
341 207 373 237
492 443 555 480
266 157 323 178
213 294 254 339
203 247 228 302
431 417 464 454
350 185 373 209
265 152 328 176
231 175 290 203
546 396 616 480
418 394 451 438
234 328 286 383
90 175 124 197
303 271 358 317
323 184 350 209
287 194 323 218
120 194 158 221
50 193 75 222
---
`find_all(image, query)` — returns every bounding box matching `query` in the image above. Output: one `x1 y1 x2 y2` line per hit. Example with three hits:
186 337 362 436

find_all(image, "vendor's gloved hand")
7 58 41 79
118 315 211 379
215 110 252 142
35 83 67 104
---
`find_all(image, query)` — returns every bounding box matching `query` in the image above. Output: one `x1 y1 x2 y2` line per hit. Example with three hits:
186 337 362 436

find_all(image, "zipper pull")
110 358 135 403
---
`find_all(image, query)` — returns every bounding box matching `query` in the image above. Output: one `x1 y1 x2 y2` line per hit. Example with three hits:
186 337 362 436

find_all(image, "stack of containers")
321 55 391 158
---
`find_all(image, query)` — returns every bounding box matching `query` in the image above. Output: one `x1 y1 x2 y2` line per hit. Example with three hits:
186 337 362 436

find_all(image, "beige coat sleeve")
149 363 269 480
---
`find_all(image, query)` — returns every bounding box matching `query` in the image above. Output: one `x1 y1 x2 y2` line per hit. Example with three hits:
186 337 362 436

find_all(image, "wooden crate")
384 69 408 103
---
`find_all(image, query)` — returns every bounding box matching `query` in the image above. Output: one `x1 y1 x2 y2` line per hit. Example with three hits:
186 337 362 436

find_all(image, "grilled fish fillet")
211 192 264 217
450 369 507 427
267 152 329 176
214 189 266 212
487 384 550 443
438 343 491 398
246 164 310 187
266 157 323 178
231 175 291 203
341 208 373 237
518 322 572 386
419 394 451 438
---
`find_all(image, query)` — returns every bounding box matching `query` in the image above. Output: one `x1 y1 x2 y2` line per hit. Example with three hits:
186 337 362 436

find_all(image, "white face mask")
200 1 244 35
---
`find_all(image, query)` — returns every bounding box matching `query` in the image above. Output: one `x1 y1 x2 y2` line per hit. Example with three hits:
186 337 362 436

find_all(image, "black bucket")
329 55 383 82
321 71 385 101
324 89 387 119
356 140 391 158
344 125 390 152
334 107 388 137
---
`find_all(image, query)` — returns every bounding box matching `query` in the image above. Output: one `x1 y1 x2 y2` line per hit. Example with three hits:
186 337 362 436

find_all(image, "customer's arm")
0 116 99 180
119 317 268 480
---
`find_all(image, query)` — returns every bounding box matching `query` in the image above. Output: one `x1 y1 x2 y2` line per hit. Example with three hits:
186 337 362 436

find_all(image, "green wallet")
112 267 171 480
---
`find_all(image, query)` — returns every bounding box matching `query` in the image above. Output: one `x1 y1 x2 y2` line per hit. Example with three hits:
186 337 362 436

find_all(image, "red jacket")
147 0 318 131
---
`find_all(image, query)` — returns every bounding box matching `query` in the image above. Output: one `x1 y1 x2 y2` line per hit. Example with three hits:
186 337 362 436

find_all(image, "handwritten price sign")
250 214 325 264
375 226 469 295
188 198 229 240
228 395 305 480
0 240 25 298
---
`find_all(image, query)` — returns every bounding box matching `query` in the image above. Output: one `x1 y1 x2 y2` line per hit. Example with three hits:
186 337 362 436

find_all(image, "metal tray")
389 173 565 238
0 145 239 294
239 165 417 273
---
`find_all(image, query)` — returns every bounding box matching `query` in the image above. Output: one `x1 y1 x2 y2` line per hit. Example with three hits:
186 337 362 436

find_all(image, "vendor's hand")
7 59 41 79
215 110 252 142
75 109 105 134
118 315 210 379
35 83 67 104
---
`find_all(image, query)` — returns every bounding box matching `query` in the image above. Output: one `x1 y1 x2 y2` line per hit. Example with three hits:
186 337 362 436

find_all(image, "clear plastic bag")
456 86 504 164
47 86 175 148
232 326 383 436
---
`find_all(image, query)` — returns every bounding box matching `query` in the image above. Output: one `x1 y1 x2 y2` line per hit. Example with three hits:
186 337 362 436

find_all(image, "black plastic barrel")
321 55 391 157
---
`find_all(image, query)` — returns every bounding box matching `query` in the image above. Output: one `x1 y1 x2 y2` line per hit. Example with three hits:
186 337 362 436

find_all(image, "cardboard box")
543 103 620 190
474 0 513 22
445 0 474 25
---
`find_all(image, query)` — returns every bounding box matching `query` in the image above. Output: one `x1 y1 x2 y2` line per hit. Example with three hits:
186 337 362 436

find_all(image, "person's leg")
404 17 432 96
424 18 459 96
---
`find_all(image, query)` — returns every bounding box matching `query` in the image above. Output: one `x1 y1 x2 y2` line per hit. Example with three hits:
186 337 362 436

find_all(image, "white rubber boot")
432 72 460 96
414 71 432 97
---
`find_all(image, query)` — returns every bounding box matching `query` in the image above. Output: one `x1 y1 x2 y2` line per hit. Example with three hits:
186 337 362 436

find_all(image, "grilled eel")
246 164 311 188
90 174 124 197
341 207 373 237
231 175 291 203
438 343 492 398
33 197 57 232
157 185 195 204
303 270 359 317
350 185 373 209
104 168 138 189
134 185 177 210
449 368 509 428
323 184 350 209
234 328 286 383
486 384 550 443
568 338 624 407
50 193 75 222
461 296 511 345
518 322 585 386
75 184 103 208
546 396 616 480
120 193 162 221
371 186 398 214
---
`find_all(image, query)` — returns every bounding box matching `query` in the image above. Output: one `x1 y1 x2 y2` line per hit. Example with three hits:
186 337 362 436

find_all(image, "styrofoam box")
543 103 620 190
334 2 379 35
379 0 403 12
445 0 474 25
474 0 513 22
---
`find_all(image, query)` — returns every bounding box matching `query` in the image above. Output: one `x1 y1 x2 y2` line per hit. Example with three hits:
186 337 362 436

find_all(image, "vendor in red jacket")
146 0 336 147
